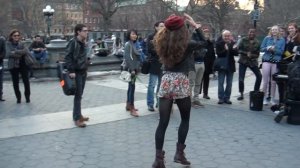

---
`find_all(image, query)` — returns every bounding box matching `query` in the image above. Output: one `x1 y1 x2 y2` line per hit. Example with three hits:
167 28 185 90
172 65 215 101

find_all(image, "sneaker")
148 106 155 112
263 99 269 105
270 99 276 105
192 100 204 107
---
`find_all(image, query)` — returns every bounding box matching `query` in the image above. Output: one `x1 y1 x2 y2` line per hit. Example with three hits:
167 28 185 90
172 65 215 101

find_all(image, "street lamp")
43 5 55 38
253 0 259 28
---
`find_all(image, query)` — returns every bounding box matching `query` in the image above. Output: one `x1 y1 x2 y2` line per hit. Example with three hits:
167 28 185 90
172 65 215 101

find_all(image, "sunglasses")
13 34 20 37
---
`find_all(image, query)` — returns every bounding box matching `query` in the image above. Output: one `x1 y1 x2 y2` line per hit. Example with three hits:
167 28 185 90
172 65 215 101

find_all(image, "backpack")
287 64 300 100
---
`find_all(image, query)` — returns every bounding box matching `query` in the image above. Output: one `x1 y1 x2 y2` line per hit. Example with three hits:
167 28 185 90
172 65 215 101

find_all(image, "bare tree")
191 0 238 35
90 0 123 31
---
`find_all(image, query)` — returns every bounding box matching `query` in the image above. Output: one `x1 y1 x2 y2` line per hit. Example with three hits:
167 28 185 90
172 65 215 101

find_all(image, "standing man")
65 24 90 128
215 30 238 104
146 21 164 111
0 36 5 101
189 28 206 107
237 29 262 100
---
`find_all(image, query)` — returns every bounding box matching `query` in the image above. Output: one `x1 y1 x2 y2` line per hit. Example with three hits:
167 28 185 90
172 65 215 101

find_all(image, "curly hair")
154 26 189 68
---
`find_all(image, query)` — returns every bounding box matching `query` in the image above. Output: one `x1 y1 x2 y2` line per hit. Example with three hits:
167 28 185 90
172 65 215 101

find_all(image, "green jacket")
238 37 260 67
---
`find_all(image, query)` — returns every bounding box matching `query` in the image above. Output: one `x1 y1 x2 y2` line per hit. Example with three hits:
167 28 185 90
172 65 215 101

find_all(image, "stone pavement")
0 70 300 168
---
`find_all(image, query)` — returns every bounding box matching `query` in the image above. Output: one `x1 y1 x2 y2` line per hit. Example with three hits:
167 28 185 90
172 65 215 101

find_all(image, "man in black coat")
215 30 238 104
146 21 164 111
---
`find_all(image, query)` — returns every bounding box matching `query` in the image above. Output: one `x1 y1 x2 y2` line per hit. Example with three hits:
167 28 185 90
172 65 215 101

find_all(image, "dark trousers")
277 81 286 104
0 63 3 98
238 63 262 93
73 72 87 121
202 70 210 96
9 67 30 101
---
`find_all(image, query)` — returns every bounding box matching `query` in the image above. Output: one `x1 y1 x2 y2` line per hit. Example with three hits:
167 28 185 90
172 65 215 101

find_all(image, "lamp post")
253 0 259 28
43 5 55 39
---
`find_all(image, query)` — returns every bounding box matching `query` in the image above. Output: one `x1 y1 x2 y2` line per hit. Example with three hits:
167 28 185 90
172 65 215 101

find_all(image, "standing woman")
152 13 206 168
201 28 216 99
260 25 285 105
6 29 31 103
124 29 141 117
146 21 164 111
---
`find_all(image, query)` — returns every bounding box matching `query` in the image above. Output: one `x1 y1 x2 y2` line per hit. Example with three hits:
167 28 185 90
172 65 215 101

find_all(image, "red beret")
164 15 185 31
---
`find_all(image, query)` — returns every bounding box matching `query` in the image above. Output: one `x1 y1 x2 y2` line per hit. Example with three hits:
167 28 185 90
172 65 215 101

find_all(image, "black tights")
155 97 191 150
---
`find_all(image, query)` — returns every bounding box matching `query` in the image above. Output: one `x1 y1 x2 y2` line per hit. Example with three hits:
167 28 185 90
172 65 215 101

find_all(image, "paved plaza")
0 70 300 168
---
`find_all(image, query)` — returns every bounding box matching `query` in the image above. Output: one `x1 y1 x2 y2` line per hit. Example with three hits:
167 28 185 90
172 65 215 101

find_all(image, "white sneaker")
270 99 276 105
263 99 269 105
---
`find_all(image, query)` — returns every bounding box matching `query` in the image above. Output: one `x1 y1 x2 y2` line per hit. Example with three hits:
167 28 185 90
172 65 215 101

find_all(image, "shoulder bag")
24 52 37 67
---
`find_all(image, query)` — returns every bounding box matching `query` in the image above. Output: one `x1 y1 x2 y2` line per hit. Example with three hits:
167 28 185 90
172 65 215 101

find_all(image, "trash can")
249 91 264 111
286 99 300 125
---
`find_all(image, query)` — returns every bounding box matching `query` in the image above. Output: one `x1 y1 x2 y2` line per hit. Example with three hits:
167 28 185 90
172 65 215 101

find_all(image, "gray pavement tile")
0 103 300 168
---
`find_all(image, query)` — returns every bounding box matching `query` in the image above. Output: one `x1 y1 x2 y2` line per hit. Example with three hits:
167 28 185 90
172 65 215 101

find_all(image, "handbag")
60 70 76 96
141 61 150 74
213 57 228 71
24 52 37 67
119 71 131 82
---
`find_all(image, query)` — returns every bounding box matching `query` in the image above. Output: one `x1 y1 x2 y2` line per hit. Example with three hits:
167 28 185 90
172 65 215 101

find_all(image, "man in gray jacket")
65 24 90 127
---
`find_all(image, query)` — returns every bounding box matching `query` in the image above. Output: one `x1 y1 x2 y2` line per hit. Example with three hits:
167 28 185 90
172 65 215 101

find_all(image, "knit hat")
164 15 185 31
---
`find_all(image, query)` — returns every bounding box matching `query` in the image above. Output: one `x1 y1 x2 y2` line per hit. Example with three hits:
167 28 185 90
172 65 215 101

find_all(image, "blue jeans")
218 70 234 101
127 75 136 104
238 63 262 93
0 62 3 98
73 72 87 121
147 73 161 107
31 51 48 64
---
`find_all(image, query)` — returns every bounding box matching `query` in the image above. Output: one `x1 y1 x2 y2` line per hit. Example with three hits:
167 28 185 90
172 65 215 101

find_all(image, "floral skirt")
158 72 190 99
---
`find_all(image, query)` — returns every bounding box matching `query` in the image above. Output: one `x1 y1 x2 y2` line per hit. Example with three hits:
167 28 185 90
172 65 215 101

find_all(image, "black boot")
174 143 191 165
152 150 165 168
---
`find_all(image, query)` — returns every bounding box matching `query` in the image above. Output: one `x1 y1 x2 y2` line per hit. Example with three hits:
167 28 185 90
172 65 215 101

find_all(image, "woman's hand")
183 13 201 29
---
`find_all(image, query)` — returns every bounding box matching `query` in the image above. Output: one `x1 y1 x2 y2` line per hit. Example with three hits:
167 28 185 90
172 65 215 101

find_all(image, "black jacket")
204 39 216 74
64 38 89 73
147 32 162 75
215 37 238 72
0 38 5 64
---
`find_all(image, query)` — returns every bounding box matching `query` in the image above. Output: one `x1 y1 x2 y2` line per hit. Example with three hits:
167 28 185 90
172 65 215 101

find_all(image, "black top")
64 38 89 73
147 32 162 75
29 41 46 53
215 37 238 72
0 38 5 64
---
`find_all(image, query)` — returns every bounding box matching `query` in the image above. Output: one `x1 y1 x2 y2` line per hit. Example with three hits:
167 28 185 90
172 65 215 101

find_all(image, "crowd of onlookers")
1 15 300 168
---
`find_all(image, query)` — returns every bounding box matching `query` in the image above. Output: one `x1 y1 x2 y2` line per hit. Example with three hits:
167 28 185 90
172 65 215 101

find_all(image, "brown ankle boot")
126 102 131 111
152 150 166 168
174 143 191 165
129 105 139 117
132 103 138 111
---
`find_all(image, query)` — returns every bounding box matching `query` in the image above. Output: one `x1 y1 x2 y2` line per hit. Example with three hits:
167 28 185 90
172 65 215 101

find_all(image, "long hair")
8 29 21 42
154 26 189 68
125 29 138 42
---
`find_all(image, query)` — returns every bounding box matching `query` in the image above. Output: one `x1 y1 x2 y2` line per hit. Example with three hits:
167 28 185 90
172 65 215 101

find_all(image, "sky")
177 0 253 9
